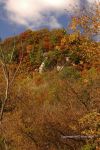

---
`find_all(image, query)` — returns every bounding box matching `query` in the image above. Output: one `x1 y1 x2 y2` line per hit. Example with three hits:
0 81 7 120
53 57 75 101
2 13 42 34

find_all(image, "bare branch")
0 47 9 81
61 135 100 140
10 34 16 63
0 77 9 121
9 58 22 86
9 39 23 86
0 39 23 122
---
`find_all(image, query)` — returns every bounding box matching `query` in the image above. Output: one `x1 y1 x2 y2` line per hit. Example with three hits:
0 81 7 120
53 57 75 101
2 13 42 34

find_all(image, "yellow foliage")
79 111 100 135
55 45 60 50
69 32 79 42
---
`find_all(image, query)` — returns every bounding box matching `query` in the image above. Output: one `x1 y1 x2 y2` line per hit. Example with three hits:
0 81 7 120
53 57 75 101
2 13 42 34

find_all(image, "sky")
0 0 99 39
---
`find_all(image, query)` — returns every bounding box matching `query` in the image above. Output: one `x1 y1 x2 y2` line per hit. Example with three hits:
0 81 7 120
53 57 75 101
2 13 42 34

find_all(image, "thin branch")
10 34 16 63
0 47 9 122
9 58 22 86
3 138 8 150
0 47 9 81
0 39 23 122
0 59 8 82
9 40 23 86
0 74 9 122
61 135 100 140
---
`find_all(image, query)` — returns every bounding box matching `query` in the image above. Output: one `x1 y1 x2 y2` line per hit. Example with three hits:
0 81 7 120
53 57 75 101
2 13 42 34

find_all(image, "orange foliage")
26 45 32 53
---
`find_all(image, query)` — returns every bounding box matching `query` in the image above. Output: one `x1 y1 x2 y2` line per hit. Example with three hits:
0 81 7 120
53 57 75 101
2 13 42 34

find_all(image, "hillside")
0 27 100 150
0 28 100 73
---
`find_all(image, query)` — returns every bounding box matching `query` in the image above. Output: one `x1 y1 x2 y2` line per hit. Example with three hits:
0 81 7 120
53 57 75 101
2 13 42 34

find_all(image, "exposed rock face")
39 56 73 73
65 57 70 62
57 65 64 71
39 61 45 74
56 57 71 71
39 57 48 74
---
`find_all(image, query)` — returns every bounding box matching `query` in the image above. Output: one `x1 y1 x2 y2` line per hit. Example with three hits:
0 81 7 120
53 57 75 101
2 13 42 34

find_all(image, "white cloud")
48 16 62 28
0 0 99 29
0 0 79 28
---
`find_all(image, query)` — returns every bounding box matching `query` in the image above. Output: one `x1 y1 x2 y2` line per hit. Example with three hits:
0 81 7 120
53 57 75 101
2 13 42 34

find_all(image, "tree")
69 1 100 39
0 40 23 121
0 40 23 149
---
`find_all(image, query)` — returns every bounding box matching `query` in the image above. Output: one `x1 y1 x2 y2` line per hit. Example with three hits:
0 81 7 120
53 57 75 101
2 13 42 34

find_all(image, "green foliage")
12 49 19 62
69 52 81 64
4 52 11 63
45 57 57 69
29 51 36 65
35 46 44 65
50 35 57 45
29 48 43 67
45 50 61 69
59 66 81 79
81 144 96 150
0 136 5 150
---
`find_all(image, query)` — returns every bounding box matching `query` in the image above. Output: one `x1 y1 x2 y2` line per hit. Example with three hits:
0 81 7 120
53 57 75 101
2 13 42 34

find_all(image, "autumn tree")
69 1 100 38
0 39 23 149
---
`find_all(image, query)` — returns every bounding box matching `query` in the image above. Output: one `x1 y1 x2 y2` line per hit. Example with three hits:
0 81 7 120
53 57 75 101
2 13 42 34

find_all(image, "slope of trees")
0 2 100 149
0 27 100 73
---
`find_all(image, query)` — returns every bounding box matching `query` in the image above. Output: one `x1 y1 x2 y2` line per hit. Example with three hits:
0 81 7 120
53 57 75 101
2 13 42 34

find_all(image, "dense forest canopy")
0 27 100 72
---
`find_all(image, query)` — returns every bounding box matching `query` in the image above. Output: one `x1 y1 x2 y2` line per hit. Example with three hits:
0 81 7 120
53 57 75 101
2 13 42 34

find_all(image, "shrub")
0 136 6 150
81 144 96 150
59 66 81 79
